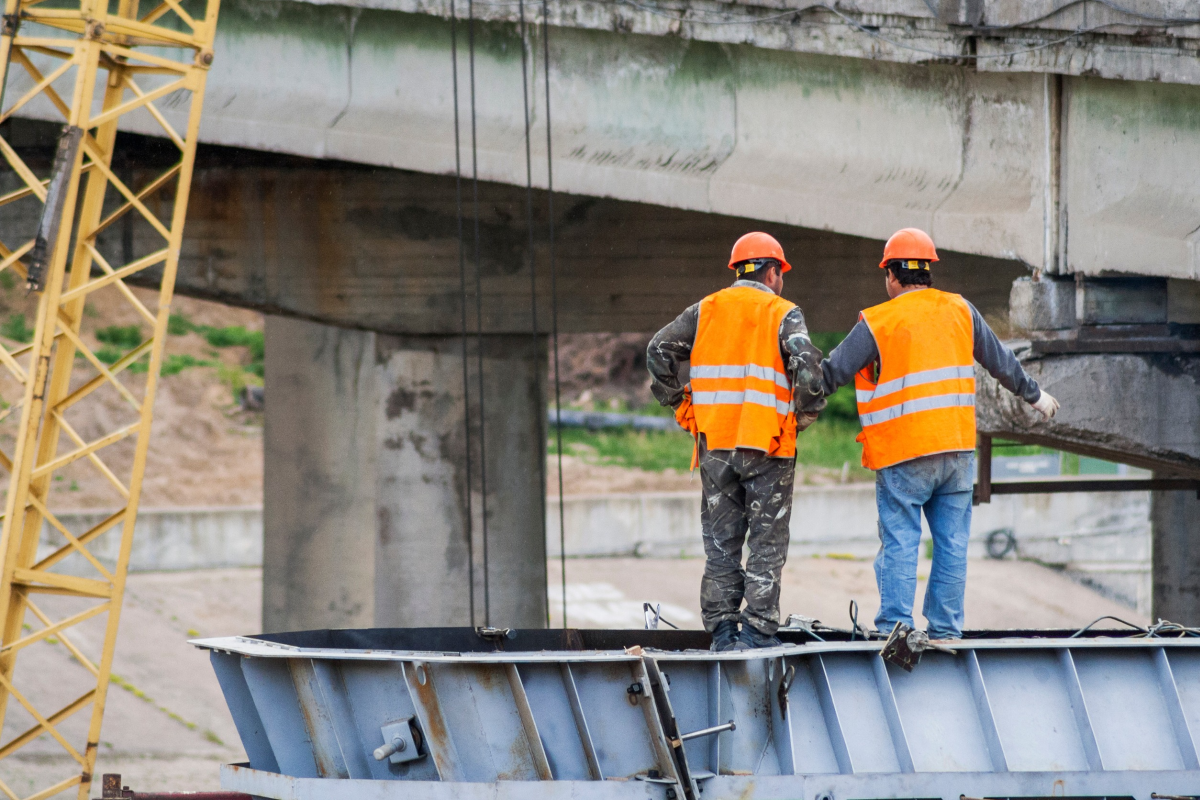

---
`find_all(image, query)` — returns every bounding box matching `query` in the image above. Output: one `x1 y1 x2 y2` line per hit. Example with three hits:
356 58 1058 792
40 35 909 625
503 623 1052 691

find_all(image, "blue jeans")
873 451 974 639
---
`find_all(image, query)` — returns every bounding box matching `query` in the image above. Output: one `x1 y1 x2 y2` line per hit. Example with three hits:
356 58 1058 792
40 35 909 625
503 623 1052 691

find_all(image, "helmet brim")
879 255 939 269
729 259 792 273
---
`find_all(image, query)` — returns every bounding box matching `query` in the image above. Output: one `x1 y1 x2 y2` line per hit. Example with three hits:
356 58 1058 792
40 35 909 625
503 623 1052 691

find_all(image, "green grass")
95 324 143 349
550 427 694 473
161 353 216 376
170 313 263 368
795 417 870 474
167 313 264 394
548 415 871 475
0 313 33 343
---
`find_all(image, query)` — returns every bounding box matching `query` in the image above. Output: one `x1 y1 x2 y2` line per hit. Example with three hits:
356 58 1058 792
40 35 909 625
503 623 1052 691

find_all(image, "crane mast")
0 0 219 796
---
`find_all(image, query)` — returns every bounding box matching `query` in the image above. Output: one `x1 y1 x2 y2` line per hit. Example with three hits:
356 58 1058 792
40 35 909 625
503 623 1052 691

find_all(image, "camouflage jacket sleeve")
780 307 827 415
647 303 700 409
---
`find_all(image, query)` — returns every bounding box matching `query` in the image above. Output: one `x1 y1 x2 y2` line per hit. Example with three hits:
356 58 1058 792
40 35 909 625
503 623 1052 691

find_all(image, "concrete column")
374 334 547 628
1151 481 1200 625
263 316 377 632
264 317 547 632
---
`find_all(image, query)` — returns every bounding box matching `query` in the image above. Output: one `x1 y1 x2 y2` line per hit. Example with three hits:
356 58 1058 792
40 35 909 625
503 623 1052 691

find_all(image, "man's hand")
1032 391 1059 419
797 412 819 432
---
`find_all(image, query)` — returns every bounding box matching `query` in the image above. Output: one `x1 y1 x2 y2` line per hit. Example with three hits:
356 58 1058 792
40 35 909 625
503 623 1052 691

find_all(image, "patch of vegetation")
550 427 695 473
169 313 265 389
548 415 873 477
95 325 143 349
160 353 216 376
796 417 871 476
0 313 33 343
95 346 123 365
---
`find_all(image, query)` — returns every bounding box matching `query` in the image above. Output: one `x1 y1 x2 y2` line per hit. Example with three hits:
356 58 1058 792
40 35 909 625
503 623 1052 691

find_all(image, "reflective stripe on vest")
691 364 791 391
693 389 791 417
854 289 977 470
855 365 976 404
858 392 975 427
690 285 798 456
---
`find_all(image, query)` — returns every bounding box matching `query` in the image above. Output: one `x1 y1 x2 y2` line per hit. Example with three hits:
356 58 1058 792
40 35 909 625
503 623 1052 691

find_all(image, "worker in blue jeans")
820 229 1060 639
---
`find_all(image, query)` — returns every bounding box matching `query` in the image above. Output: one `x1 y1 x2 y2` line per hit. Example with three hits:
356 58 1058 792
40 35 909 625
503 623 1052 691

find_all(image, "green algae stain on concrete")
1073 76 1200 137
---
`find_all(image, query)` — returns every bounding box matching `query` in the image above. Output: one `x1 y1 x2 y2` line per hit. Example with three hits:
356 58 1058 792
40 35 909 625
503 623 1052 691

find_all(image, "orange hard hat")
879 228 939 268
728 232 791 273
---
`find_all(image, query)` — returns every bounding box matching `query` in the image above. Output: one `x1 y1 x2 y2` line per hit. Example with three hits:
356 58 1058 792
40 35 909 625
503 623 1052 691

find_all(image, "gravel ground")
4 558 1144 794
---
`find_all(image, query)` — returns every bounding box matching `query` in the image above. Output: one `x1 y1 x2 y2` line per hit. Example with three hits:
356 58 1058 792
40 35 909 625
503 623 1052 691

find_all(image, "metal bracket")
1 14 19 35
879 622 957 672
778 664 795 719
374 717 424 765
973 433 1200 502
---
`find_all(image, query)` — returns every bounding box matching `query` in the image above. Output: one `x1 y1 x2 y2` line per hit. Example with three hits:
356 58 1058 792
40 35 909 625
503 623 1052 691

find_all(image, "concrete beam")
263 316 546 632
166 152 1025 335
8 5 1200 277
976 347 1200 478
5 3 1197 279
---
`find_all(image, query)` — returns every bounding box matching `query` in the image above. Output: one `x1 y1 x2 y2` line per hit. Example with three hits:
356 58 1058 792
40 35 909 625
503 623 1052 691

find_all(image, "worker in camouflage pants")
648 233 825 650
696 443 796 640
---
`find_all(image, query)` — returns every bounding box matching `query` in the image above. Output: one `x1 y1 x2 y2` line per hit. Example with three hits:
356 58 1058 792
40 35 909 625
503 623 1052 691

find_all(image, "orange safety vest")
690 286 798 458
854 288 976 471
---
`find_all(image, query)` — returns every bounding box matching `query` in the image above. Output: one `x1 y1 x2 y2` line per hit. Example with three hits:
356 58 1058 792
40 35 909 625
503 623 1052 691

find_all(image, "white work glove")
1031 391 1059 420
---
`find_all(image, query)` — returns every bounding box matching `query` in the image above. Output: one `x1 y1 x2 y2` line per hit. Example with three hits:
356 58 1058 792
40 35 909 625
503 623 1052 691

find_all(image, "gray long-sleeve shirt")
647 280 827 415
819 291 1041 404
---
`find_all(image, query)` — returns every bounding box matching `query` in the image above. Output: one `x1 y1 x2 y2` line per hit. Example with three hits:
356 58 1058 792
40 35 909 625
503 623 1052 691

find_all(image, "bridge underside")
4 24 1200 625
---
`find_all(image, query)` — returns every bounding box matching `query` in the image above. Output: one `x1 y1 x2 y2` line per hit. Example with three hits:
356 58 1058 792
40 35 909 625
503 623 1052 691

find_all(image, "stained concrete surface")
4 560 1145 792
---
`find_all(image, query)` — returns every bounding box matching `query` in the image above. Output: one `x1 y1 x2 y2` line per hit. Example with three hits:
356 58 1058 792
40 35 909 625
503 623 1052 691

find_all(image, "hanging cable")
468 0 492 626
517 0 549 627
543 0 567 628
450 0 476 628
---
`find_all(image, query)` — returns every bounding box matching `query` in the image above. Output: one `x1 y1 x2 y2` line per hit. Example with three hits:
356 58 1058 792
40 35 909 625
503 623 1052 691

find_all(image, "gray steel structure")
197 627 1200 799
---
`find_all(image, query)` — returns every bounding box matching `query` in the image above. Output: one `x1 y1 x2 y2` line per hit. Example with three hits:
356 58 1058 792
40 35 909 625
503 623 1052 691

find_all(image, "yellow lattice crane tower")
0 0 219 795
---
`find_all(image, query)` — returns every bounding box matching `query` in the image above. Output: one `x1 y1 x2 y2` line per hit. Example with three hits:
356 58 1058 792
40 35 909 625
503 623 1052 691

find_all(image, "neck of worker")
733 279 776 295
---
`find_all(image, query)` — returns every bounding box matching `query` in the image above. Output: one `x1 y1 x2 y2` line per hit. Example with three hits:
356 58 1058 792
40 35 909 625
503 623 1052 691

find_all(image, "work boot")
709 620 747 652
738 623 783 649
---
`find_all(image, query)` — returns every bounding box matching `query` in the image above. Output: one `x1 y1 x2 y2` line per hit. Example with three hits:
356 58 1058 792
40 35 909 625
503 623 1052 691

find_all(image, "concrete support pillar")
263 316 547 633
1152 481 1200 625
263 317 377 632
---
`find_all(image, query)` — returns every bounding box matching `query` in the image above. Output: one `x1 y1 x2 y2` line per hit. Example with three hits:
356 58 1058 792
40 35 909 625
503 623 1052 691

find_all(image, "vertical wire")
542 0 566 628
468 0 491 626
517 0 549 626
450 0 476 628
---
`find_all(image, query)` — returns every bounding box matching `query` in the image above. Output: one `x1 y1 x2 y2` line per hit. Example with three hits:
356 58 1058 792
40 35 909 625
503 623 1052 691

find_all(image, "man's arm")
647 303 700 408
969 302 1041 403
819 320 878 396
780 307 826 414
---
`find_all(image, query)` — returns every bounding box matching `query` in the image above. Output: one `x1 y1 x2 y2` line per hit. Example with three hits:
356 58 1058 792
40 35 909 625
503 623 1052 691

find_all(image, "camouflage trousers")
698 439 795 635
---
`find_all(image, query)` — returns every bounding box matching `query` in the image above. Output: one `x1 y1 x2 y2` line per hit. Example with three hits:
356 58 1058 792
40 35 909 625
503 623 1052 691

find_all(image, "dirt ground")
0 288 264 510
3 558 1146 793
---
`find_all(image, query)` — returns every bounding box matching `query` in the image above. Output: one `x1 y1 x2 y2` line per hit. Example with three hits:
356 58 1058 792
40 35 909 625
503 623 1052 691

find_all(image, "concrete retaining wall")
547 485 1152 614
37 506 263 574
39 488 1153 613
